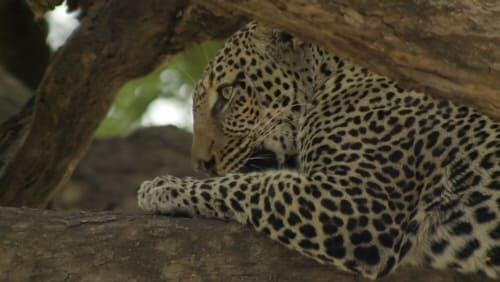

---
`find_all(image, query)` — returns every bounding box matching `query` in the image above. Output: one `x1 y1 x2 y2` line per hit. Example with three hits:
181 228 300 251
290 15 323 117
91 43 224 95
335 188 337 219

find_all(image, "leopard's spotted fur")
138 22 500 279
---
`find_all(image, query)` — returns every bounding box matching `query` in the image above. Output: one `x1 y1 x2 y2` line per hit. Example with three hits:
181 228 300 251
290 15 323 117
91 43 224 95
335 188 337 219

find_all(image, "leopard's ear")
251 22 275 44
252 22 304 51
274 30 305 50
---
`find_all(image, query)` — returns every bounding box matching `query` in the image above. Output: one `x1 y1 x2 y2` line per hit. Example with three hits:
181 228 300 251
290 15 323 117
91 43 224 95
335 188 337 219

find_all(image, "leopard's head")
191 22 307 175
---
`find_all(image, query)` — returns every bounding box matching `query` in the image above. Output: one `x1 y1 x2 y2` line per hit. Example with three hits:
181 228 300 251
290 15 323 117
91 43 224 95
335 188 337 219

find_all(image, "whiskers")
250 101 306 145
239 150 278 172
242 163 268 172
240 71 307 146
246 155 274 161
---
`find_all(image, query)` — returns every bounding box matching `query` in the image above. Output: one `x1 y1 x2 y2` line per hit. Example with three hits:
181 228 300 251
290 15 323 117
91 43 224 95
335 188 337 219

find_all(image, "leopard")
138 22 500 279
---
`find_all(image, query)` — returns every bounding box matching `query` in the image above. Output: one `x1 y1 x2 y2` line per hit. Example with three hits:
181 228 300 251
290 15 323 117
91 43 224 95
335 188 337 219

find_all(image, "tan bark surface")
0 207 493 282
198 0 500 120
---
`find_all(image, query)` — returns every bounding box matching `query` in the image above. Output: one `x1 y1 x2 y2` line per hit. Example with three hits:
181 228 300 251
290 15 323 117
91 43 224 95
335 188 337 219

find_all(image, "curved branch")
197 0 500 120
0 207 490 282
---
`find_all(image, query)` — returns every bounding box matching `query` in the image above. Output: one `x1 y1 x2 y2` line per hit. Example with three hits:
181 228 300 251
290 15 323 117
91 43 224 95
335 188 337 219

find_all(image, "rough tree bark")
0 207 492 282
197 0 500 121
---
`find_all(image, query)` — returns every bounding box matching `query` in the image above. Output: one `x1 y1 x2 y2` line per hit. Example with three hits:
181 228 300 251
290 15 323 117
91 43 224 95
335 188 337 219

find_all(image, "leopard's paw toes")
137 176 191 214
137 179 159 212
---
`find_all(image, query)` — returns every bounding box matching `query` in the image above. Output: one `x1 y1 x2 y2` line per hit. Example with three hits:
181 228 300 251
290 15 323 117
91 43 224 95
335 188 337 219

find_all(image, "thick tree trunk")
0 207 492 282
197 0 500 121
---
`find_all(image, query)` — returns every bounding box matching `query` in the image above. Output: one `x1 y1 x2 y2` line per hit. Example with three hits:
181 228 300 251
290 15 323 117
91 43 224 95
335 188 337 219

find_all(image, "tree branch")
197 0 500 120
0 207 491 282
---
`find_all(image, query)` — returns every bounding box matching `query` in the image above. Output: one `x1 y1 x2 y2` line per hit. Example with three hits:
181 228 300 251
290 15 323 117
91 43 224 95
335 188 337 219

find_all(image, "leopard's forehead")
193 23 259 112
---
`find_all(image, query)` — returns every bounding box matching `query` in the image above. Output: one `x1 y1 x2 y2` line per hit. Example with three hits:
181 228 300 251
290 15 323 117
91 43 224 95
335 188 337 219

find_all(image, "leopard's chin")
238 148 298 173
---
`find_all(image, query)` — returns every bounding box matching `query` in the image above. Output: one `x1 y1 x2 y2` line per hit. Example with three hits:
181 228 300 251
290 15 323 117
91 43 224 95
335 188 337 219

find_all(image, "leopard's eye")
211 95 229 116
212 84 233 116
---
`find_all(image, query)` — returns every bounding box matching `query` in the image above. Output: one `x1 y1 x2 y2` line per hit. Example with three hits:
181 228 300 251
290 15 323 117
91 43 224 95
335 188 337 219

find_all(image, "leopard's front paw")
137 175 192 216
